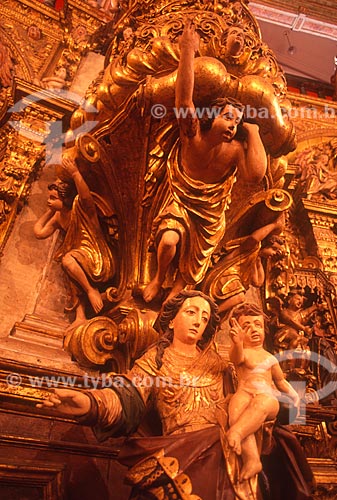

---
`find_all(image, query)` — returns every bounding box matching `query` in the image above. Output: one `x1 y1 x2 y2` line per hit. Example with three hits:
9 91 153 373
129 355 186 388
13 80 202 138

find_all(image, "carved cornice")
302 200 337 220
309 458 337 492
0 458 66 499
252 0 337 27
0 79 78 255
0 425 119 457
251 2 337 41
287 94 337 146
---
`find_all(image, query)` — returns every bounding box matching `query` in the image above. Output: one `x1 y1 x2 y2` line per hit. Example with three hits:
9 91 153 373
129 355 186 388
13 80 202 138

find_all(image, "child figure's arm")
237 122 267 183
62 157 96 216
229 317 245 365
175 18 200 138
272 361 300 409
34 209 60 239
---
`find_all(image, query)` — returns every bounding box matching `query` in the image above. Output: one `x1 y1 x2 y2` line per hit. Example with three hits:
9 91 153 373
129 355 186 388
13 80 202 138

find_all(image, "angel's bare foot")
240 458 262 481
143 278 162 302
87 288 103 313
227 429 242 455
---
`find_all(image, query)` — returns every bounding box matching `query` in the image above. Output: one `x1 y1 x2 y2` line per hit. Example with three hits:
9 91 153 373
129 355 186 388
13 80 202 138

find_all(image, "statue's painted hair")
261 234 285 249
230 302 265 321
199 97 245 133
48 181 77 208
155 290 220 369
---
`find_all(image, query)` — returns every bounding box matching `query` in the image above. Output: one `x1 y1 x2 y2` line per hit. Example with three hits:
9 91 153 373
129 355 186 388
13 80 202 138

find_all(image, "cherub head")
224 26 245 57
47 179 76 210
27 24 41 41
260 235 284 259
199 97 245 143
230 302 266 348
123 26 134 43
55 66 67 79
286 290 305 311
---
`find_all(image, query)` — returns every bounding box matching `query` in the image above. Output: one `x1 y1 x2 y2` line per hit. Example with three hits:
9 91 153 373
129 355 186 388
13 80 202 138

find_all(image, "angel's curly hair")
48 180 77 208
155 290 220 369
230 302 265 321
199 97 245 133
261 234 285 249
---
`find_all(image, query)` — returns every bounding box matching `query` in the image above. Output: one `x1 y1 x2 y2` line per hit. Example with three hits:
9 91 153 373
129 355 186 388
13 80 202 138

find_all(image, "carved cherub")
228 303 300 481
40 66 68 91
265 290 319 374
143 19 267 304
274 290 317 350
34 157 115 329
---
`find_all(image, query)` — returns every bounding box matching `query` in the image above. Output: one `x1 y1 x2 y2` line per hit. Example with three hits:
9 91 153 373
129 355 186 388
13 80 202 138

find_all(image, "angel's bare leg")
143 230 180 302
62 252 103 313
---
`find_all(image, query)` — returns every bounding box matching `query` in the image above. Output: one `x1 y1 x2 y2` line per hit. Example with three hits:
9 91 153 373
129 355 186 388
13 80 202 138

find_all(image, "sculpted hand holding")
37 291 313 499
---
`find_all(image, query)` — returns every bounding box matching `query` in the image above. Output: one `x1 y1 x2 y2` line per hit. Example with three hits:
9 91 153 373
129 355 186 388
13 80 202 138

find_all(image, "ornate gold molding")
0 79 78 255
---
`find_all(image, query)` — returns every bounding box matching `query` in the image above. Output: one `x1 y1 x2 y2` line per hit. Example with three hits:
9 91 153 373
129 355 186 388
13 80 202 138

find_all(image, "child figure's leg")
143 230 180 302
227 393 279 481
62 252 103 314
229 394 279 441
227 390 252 455
239 434 262 481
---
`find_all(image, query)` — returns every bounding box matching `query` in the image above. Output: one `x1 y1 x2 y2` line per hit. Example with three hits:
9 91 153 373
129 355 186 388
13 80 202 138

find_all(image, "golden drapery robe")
151 141 237 285
55 195 115 306
88 345 261 500
204 237 261 303
130 345 228 436
84 344 314 500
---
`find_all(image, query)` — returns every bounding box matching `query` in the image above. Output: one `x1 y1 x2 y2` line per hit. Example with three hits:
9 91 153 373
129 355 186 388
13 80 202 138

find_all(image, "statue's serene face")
288 294 304 311
47 189 63 211
211 104 243 143
260 241 283 259
170 296 211 346
237 314 265 348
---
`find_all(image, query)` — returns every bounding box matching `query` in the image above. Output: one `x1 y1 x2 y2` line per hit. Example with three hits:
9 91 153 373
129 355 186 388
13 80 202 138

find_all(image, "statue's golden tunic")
150 141 237 285
54 195 115 306
205 237 261 303
88 344 227 436
130 345 227 435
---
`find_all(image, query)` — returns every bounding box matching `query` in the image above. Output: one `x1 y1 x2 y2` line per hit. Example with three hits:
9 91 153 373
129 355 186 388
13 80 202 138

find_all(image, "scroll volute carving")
67 0 295 289
64 316 120 370
64 308 158 371
61 0 297 367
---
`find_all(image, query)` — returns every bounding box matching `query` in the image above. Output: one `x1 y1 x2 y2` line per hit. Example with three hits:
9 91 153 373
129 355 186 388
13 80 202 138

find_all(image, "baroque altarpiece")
0 0 337 498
